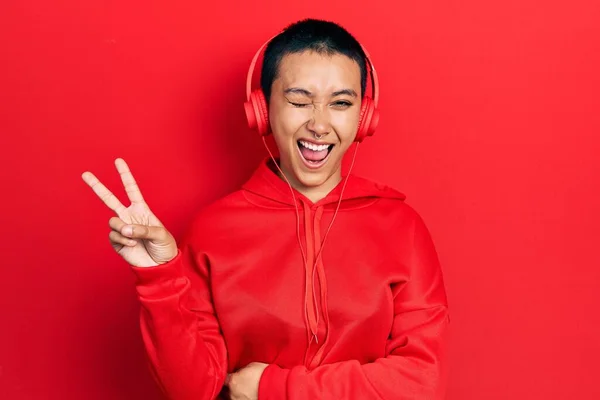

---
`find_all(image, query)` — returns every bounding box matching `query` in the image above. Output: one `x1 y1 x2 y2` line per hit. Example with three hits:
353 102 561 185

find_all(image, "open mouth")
297 140 334 168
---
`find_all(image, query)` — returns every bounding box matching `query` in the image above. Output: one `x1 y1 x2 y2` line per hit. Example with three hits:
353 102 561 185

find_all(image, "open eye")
332 101 352 109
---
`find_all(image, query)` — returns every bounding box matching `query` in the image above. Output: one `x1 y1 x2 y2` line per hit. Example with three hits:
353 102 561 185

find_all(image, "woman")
82 18 449 400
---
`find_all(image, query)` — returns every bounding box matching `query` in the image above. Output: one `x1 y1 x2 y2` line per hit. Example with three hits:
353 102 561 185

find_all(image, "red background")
2 1 599 399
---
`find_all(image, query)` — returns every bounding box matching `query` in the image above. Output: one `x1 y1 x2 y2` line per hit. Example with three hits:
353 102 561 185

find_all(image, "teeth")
299 140 330 151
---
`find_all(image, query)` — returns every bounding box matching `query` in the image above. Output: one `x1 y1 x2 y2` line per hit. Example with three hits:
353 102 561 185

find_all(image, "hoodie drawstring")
309 206 332 367
304 144 361 366
303 201 320 344
261 137 361 367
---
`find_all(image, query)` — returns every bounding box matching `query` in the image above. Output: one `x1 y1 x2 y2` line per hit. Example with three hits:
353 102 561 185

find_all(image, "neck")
276 163 343 204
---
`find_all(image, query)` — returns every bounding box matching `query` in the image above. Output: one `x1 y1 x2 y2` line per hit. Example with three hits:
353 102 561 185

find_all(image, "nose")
306 108 331 137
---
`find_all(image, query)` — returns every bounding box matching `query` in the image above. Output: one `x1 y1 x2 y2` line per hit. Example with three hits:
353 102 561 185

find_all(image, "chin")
291 155 340 189
294 168 330 188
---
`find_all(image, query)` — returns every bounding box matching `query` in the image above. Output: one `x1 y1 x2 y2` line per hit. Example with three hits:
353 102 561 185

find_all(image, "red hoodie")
130 158 449 400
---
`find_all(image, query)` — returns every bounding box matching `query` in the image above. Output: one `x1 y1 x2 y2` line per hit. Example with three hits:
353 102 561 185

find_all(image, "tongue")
300 146 328 162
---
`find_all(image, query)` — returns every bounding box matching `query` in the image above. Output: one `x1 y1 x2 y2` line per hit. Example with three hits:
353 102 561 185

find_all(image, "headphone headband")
245 37 379 106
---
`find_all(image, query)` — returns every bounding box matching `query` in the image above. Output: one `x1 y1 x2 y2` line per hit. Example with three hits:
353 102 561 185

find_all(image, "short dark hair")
260 18 368 103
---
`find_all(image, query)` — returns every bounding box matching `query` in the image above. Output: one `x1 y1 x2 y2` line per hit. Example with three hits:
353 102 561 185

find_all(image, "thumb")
121 224 170 242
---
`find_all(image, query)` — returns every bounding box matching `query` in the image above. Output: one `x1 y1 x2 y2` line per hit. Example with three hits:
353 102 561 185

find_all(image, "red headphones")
243 38 380 143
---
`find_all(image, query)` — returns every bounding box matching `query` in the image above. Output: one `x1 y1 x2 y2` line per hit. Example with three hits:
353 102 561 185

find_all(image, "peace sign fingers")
81 171 126 214
114 158 146 205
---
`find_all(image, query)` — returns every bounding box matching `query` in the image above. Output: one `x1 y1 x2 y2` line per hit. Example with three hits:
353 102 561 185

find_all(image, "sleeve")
130 221 228 400
258 210 450 400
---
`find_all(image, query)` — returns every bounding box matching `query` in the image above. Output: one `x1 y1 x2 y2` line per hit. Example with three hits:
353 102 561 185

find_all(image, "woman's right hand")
81 158 178 268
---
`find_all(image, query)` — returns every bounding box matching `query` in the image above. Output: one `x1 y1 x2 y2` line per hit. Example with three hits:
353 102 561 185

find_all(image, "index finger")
81 171 126 214
115 158 146 204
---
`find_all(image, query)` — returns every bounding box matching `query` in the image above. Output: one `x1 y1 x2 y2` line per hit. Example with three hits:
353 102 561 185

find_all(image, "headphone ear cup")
244 90 270 136
355 96 379 142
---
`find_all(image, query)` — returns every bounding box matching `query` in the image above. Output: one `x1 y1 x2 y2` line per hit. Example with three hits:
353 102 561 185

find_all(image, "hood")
241 157 406 209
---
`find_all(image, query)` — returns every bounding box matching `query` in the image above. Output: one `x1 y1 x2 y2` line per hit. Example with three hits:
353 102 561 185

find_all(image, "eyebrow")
284 87 358 98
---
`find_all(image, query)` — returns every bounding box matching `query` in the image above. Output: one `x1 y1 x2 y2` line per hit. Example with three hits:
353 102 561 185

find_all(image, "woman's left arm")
258 211 450 400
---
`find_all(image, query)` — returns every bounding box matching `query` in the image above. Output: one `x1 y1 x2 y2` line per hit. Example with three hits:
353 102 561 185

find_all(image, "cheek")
331 109 361 140
269 110 302 156
270 106 310 134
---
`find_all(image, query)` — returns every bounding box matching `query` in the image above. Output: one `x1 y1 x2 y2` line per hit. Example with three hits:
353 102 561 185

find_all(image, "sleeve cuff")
259 363 289 400
130 249 186 299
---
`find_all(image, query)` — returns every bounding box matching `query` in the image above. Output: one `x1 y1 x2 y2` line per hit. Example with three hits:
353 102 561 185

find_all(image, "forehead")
275 51 361 90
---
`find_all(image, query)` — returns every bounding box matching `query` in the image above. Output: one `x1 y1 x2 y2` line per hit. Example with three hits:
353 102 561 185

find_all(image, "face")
268 50 362 198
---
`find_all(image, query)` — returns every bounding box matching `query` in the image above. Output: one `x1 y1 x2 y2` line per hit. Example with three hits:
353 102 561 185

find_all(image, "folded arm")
258 211 450 399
